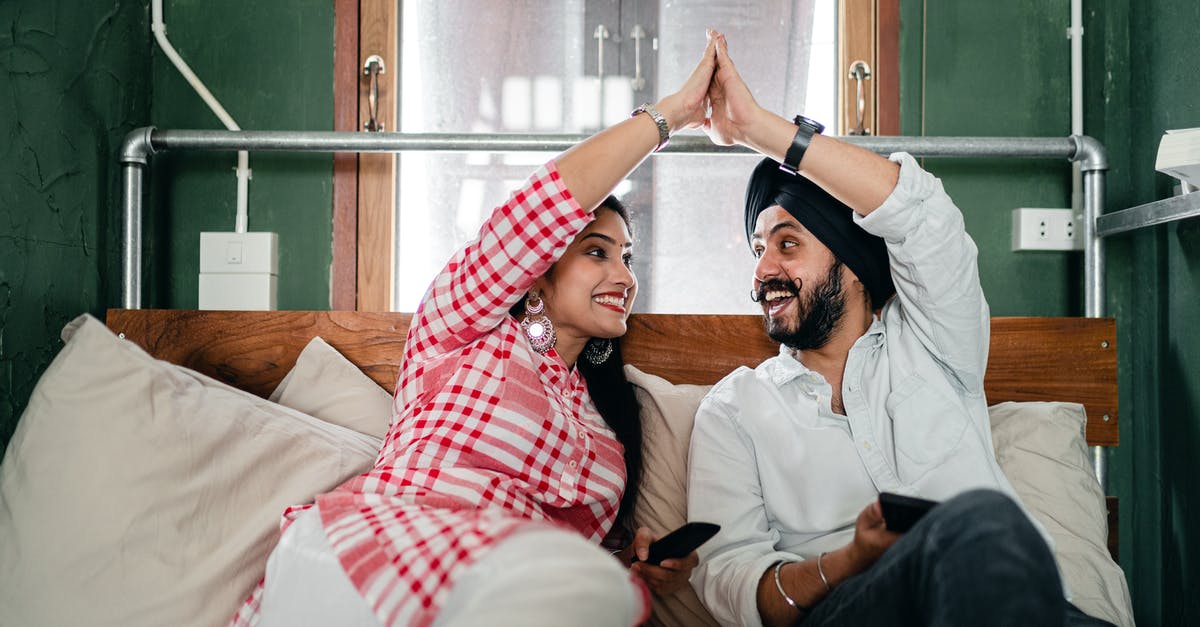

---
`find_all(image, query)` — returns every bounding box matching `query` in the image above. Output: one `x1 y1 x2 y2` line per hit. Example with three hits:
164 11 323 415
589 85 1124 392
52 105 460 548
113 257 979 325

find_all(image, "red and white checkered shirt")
232 162 646 627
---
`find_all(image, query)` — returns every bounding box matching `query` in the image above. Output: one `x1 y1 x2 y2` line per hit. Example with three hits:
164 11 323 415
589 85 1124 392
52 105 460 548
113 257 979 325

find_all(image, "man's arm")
704 32 898 217
687 385 898 627
705 29 987 386
754 503 896 627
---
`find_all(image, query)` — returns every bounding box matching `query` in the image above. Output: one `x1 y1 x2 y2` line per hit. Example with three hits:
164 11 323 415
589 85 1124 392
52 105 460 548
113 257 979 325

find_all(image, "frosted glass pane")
395 0 835 314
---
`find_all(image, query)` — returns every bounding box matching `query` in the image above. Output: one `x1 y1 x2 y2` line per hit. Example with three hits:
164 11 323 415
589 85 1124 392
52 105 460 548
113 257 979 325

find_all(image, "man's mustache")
751 278 801 303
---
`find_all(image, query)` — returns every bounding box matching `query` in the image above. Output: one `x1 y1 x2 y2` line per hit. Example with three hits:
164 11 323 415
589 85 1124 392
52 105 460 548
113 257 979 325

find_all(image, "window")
392 0 836 314
336 0 896 312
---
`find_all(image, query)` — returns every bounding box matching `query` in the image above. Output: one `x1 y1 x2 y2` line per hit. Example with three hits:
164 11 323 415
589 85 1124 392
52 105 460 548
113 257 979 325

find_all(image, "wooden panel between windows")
355 0 397 311
331 0 359 310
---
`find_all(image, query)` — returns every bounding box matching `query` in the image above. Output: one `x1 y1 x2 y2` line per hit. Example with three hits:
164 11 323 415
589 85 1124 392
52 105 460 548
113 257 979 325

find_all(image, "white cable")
152 0 251 233
1069 0 1084 222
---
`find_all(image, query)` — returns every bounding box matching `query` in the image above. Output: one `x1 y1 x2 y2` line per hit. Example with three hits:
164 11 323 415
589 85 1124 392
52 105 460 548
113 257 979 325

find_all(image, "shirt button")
562 389 572 397
862 441 872 450
568 460 578 469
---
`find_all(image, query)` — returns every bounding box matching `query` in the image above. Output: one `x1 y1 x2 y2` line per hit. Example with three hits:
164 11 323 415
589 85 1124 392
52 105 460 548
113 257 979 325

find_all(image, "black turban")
744 157 895 307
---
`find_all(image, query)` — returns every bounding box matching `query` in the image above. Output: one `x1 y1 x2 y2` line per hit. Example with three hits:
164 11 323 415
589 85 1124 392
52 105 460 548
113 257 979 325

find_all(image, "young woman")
232 32 721 627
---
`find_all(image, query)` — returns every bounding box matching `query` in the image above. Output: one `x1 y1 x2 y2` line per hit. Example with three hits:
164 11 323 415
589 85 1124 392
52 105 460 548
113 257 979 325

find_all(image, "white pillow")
0 314 380 627
990 402 1133 627
623 365 1133 627
269 336 395 439
627 366 721 627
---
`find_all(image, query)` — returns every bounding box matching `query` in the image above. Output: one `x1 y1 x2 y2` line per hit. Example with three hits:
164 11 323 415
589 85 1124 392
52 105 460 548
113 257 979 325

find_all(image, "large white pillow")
623 365 1133 627
0 314 380 627
269 336 395 439
627 366 721 627
990 401 1133 626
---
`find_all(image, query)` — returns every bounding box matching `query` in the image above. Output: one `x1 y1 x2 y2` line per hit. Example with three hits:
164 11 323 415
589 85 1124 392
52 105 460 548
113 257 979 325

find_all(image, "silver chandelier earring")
583 338 613 365
521 290 556 354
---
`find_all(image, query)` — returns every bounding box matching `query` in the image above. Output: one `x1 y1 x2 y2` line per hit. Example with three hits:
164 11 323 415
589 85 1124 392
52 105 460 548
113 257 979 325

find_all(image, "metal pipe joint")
120 126 157 165
1069 135 1108 172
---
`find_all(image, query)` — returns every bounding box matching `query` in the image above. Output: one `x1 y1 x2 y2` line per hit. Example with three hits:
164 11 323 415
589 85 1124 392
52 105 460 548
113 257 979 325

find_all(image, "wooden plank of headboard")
623 314 1117 446
106 309 1116 446
106 309 412 398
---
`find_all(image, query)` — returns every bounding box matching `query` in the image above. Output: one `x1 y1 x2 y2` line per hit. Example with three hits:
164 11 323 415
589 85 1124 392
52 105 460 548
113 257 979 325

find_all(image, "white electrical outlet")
1011 208 1083 251
199 232 279 310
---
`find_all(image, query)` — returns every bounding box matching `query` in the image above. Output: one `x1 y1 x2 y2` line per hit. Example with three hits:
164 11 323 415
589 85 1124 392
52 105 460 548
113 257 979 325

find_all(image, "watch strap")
779 114 825 175
632 103 671 152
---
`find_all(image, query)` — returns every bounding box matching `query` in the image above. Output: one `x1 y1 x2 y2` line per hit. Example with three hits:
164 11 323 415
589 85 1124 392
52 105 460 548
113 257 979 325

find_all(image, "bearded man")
686 31 1112 627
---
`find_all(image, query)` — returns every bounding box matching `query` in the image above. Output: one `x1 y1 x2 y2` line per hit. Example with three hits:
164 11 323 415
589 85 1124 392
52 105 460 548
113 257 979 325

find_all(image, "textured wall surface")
1100 1 1200 624
0 1 150 460
900 0 1075 317
148 0 334 310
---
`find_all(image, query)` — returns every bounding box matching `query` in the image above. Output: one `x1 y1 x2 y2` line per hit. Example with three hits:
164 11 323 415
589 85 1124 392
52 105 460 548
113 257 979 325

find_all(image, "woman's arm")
405 33 719 363
555 31 716 210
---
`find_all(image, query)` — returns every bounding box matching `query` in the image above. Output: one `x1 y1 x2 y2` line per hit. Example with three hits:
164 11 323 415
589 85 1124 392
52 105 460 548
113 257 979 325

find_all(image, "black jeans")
798 489 1114 627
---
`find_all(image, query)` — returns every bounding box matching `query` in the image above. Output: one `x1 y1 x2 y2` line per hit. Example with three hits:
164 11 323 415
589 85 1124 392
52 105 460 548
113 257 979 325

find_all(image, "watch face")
793 114 825 134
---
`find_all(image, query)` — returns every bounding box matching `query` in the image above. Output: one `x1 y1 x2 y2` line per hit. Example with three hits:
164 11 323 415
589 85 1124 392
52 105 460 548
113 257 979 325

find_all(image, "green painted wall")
1103 1 1200 624
1 0 335 457
905 0 1200 624
900 0 1076 317
0 0 151 460
147 0 334 310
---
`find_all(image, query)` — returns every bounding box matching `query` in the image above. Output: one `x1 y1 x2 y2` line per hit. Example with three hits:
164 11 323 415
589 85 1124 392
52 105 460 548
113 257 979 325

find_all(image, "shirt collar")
762 316 887 388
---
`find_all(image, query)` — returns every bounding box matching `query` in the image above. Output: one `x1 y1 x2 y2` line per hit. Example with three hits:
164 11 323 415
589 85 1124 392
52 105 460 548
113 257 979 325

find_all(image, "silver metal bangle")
772 560 802 610
816 551 831 592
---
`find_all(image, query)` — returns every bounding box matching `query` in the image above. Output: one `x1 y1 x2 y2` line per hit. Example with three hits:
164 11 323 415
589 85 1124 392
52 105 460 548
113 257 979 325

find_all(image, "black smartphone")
642 522 721 566
879 492 939 533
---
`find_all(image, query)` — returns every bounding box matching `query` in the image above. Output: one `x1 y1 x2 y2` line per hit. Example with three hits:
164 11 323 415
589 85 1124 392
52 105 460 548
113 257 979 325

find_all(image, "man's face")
751 206 847 350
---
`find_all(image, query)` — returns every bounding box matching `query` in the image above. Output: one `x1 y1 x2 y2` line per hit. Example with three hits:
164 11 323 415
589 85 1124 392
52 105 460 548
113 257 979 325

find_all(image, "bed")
0 308 1132 626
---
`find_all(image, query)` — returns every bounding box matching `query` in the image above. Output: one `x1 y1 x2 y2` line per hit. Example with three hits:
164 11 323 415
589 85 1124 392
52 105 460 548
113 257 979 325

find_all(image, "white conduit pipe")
151 0 251 233
1069 1 1085 235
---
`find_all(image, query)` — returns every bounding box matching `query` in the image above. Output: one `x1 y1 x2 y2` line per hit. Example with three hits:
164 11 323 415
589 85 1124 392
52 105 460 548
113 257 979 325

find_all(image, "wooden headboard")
106 309 1118 446
105 308 1120 558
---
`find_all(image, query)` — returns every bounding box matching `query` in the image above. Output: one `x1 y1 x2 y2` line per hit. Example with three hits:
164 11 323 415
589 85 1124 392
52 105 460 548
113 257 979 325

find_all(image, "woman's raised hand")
703 31 763 147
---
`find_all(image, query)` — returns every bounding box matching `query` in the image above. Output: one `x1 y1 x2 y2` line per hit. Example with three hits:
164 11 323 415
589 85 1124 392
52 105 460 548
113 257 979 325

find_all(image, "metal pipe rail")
118 127 1112 488
120 128 1105 312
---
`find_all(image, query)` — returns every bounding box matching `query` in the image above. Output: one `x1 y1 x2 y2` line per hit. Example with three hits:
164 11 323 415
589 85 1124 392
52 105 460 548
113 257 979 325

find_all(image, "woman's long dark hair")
579 335 642 534
510 195 643 534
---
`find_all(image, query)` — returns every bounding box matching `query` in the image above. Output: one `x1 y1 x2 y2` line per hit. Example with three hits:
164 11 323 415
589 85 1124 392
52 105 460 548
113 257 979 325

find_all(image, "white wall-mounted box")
199 232 278 310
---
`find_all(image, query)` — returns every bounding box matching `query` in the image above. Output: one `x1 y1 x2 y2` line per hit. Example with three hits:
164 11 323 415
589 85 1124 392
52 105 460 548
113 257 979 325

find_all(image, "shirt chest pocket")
884 373 968 470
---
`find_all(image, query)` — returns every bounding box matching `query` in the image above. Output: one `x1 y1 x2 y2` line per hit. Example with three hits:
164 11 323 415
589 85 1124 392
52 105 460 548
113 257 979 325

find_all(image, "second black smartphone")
642 521 721 565
879 492 939 533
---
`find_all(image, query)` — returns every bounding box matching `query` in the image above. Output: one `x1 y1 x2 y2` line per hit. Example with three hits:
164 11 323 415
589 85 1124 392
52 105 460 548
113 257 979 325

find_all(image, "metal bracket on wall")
1095 191 1200 237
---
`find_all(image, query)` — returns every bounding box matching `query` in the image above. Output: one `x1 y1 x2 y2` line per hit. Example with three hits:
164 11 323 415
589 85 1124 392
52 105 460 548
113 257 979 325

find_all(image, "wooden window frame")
333 0 897 310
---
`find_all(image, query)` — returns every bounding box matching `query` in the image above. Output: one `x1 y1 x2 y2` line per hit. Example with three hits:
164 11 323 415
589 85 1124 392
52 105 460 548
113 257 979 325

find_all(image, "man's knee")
929 489 1053 562
938 489 1027 529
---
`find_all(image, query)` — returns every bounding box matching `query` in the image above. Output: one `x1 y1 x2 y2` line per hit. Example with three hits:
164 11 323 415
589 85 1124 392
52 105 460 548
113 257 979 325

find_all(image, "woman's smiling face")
535 206 637 351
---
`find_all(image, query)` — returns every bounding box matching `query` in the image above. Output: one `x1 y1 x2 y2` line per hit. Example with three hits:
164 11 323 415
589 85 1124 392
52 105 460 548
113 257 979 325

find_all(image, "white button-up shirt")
687 152 1046 627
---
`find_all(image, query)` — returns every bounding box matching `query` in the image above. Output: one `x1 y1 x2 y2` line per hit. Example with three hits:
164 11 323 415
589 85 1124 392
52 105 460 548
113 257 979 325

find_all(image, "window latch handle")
363 54 386 132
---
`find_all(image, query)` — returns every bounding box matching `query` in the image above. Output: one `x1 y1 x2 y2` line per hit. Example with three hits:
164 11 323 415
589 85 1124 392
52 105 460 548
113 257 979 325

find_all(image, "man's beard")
759 261 846 351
